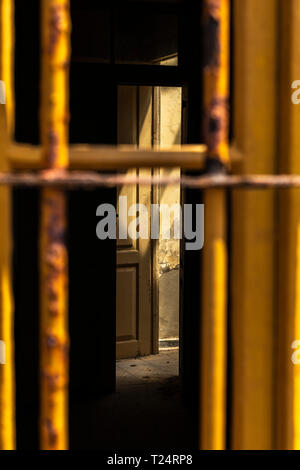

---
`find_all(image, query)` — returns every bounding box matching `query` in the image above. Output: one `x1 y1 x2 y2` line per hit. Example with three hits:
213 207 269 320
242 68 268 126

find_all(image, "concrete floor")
116 348 179 386
71 350 195 450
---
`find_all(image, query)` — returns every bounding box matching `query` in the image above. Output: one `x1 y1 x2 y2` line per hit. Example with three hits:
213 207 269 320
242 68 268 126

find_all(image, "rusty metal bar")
7 144 208 170
0 171 298 188
0 0 14 137
39 0 71 450
203 0 230 168
200 0 230 450
69 145 208 169
0 0 15 450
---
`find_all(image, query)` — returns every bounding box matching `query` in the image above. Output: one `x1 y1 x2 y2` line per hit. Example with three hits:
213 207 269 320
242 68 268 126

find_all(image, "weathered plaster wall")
159 86 181 340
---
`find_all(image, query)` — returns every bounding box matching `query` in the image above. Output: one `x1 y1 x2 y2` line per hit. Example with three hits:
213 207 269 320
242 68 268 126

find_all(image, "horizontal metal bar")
69 145 207 169
7 144 208 169
1 171 300 188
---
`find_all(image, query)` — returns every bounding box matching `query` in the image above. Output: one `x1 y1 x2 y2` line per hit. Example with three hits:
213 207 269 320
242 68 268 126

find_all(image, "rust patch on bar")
61 61 70 70
46 333 59 348
206 0 221 18
203 0 221 68
46 225 65 246
44 332 69 363
45 419 58 447
47 284 59 302
48 4 65 54
47 130 59 168
42 372 60 389
204 97 229 157
63 112 71 124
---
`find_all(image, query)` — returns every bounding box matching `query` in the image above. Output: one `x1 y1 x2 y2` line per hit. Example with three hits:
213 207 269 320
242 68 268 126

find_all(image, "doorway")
116 84 183 359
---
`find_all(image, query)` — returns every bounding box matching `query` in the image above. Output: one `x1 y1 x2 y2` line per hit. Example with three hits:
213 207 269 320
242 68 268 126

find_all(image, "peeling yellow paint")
40 0 71 450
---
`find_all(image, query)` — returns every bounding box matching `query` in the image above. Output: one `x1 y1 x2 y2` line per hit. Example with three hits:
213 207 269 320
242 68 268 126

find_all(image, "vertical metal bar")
200 0 230 450
0 0 14 137
40 0 71 450
277 0 300 450
231 0 277 450
0 0 15 450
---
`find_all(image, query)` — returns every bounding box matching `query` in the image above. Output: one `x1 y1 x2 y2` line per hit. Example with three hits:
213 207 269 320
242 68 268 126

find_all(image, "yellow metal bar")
69 145 207 169
200 0 229 450
7 144 207 170
201 190 227 450
0 80 15 452
40 0 71 450
6 143 242 172
277 0 300 450
203 0 230 166
0 0 15 450
0 0 14 137
231 0 277 449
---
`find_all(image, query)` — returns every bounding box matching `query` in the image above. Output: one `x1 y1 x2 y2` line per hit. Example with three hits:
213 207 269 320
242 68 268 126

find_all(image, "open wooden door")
116 84 183 359
116 86 154 359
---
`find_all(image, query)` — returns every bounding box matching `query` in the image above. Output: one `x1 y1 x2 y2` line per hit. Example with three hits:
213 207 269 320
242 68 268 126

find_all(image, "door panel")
116 266 138 342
